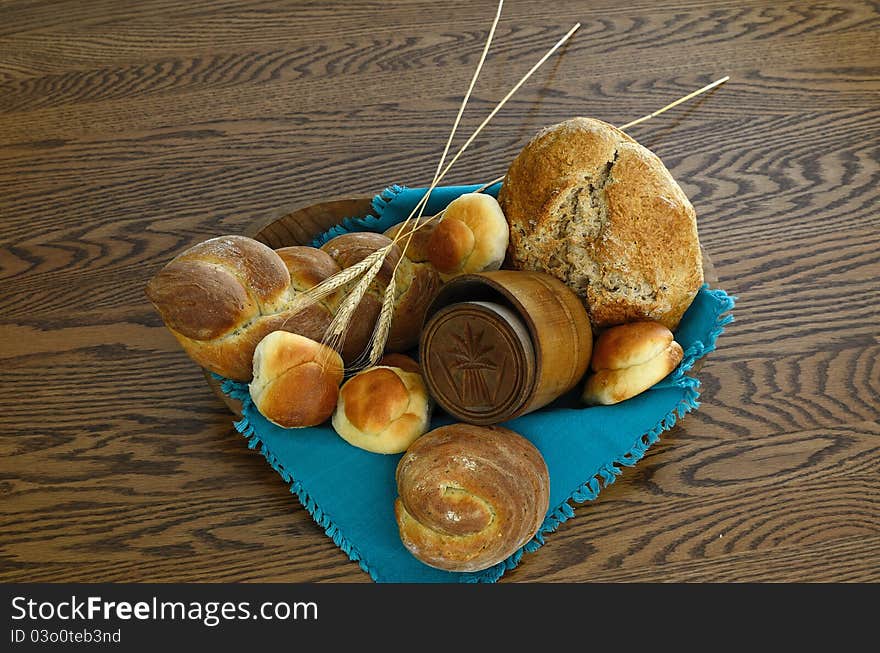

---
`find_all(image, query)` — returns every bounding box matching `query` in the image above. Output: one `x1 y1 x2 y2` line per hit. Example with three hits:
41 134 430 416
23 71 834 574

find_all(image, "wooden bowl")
206 196 719 418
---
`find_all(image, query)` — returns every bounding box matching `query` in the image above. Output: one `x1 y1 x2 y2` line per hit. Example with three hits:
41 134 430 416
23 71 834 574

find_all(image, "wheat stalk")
359 0 505 370
385 21 582 251
277 242 395 334
618 76 729 130
313 17 581 371
319 253 388 355
382 77 731 245
286 39 727 369
394 0 503 259
361 280 397 370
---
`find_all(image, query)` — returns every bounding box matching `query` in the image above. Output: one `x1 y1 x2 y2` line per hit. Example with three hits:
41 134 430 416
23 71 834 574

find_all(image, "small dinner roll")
250 331 344 428
427 193 509 281
378 352 421 373
383 216 437 263
331 361 431 454
582 321 684 405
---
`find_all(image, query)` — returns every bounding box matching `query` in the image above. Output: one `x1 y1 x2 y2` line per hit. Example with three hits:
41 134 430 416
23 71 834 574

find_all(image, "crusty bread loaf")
427 193 509 281
394 423 549 572
332 356 431 453
320 232 439 356
499 117 703 330
275 245 342 292
250 331 344 427
146 235 289 341
145 236 338 380
582 320 684 405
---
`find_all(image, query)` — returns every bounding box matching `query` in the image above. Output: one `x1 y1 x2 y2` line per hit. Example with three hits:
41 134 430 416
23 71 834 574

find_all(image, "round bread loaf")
145 236 338 381
499 117 703 330
582 320 684 405
394 423 550 572
249 331 344 428
331 355 431 454
426 193 509 281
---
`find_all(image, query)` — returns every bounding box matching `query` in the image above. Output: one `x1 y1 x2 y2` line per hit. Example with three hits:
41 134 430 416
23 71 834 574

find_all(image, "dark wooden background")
1 0 877 583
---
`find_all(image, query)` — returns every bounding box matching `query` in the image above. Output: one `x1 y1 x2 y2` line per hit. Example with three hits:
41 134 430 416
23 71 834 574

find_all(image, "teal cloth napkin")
219 184 735 583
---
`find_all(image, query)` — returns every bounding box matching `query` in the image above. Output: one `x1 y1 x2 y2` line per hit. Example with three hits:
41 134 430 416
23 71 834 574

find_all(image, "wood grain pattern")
1 0 877 583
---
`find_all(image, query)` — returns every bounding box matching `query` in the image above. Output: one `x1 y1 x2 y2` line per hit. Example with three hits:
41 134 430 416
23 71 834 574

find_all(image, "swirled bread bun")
394 423 549 572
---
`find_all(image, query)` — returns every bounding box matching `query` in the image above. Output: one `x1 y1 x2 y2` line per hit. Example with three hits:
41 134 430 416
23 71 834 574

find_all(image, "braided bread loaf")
145 236 337 381
146 231 441 380
394 423 550 572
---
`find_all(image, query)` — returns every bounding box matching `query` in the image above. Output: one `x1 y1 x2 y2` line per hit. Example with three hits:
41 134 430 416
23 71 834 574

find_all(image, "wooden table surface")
1 0 877 584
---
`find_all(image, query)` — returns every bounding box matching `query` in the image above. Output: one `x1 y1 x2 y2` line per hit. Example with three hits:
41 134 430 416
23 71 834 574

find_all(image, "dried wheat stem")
322 254 387 345
384 174 507 244
432 0 504 185
291 244 392 306
384 21 581 256
361 281 397 370
276 243 394 332
394 0 504 265
339 1 505 367
617 76 729 130
388 77 730 239
337 19 579 367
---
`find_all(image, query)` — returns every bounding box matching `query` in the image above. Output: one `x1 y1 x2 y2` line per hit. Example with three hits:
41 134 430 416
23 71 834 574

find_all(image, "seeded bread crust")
498 117 703 331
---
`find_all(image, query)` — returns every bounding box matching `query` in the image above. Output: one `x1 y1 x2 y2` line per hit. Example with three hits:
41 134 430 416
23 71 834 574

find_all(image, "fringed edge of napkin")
217 286 735 583
311 185 406 246
222 183 737 582
464 286 737 583
219 378 380 580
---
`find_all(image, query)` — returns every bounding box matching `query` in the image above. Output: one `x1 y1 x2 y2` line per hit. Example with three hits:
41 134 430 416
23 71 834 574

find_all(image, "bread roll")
275 245 341 292
145 235 289 341
427 193 509 281
499 117 703 330
145 236 340 380
332 357 431 454
378 352 421 373
394 423 550 572
582 321 684 405
320 232 439 356
249 331 344 428
383 216 437 263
